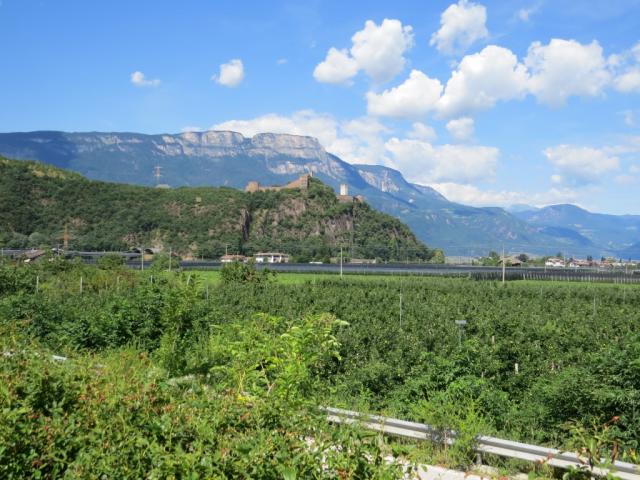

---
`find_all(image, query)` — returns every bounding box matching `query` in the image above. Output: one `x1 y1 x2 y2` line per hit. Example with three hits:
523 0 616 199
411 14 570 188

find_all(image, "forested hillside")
0 157 433 261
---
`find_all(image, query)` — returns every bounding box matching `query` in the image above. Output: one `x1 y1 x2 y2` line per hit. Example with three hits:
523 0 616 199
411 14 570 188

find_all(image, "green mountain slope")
0 129 598 256
0 157 433 260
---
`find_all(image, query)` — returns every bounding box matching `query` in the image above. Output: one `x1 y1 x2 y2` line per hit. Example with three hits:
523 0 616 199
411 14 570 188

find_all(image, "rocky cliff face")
0 129 630 256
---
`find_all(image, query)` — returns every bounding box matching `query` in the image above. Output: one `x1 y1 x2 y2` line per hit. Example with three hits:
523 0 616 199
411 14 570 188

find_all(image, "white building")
545 258 565 268
220 254 247 263
254 252 290 263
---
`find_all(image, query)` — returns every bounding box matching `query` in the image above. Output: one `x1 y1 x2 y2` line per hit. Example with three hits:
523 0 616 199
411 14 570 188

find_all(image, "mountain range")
1 129 638 258
0 157 430 260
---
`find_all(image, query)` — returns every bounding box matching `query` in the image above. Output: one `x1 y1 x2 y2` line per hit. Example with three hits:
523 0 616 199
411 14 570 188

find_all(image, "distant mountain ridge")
513 204 640 258
1 129 638 257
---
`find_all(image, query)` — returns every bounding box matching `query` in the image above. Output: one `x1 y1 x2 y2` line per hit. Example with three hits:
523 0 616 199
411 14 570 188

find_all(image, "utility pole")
153 165 162 186
140 246 144 271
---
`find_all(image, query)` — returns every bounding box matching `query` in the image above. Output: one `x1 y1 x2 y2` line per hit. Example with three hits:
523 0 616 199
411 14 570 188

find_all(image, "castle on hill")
245 174 363 203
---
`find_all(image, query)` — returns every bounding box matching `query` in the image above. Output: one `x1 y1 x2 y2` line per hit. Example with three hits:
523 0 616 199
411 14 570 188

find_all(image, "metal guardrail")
323 407 640 480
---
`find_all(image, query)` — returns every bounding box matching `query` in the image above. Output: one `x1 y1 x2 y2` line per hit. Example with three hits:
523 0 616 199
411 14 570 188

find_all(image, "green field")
2 258 639 477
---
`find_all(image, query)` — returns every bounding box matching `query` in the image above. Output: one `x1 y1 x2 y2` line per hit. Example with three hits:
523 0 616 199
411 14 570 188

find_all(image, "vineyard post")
169 247 172 273
80 276 83 294
399 293 403 329
35 275 39 293
455 320 467 347
340 246 343 279
140 246 144 271
502 245 506 285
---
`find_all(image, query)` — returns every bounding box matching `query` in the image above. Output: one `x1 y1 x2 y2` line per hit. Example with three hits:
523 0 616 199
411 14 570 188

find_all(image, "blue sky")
1 0 640 214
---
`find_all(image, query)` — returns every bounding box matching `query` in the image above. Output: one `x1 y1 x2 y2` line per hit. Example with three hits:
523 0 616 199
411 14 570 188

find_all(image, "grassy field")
192 269 640 290
191 270 444 285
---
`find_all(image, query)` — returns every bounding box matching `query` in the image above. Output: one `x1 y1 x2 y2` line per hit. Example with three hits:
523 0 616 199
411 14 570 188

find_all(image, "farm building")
545 258 565 268
254 252 289 263
220 254 247 263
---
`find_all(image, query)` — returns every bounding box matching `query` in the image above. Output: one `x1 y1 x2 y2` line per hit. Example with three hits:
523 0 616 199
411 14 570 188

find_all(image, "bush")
220 260 275 285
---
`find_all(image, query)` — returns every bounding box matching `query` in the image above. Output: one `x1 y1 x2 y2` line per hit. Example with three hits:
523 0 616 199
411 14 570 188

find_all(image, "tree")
430 249 446 264
97 253 125 270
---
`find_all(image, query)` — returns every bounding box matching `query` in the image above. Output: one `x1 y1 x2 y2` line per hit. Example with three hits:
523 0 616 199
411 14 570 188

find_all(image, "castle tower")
340 183 348 196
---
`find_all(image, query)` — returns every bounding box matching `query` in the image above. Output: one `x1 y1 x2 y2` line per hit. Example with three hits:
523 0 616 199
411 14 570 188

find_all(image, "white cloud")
446 117 474 141
366 70 443 118
550 174 563 184
612 42 640 92
212 110 389 165
429 182 579 207
181 126 203 133
633 42 640 62
130 71 160 87
614 69 640 93
213 110 337 147
525 39 610 106
408 122 437 142
314 19 414 84
517 4 540 22
543 145 620 184
436 45 529 118
384 137 498 183
313 48 359 85
430 0 488 55
352 19 414 83
276 58 288 65
213 59 244 87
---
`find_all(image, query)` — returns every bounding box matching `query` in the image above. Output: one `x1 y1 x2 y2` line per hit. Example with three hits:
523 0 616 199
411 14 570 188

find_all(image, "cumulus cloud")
313 48 359 85
446 117 474 141
525 39 610 106
213 59 244 87
212 110 389 165
366 70 443 117
611 41 640 93
543 145 620 185
130 71 160 87
384 137 498 184
614 69 640 92
430 0 488 55
314 19 414 84
213 110 337 146
429 182 579 207
408 122 437 142
436 45 529 118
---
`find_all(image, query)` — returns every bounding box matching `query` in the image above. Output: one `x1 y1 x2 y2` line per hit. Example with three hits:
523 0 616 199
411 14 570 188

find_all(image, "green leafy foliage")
1 260 639 475
0 157 433 261
220 260 275 285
